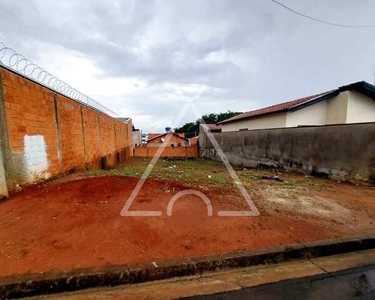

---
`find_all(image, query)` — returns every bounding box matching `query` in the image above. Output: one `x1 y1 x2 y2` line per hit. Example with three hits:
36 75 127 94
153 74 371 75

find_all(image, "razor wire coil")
0 42 120 117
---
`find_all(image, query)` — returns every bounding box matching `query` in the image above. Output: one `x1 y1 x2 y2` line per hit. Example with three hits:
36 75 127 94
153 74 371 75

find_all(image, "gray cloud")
1 0 375 131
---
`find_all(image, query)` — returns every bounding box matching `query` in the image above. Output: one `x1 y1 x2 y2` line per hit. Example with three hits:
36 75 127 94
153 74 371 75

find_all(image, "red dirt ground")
0 175 375 278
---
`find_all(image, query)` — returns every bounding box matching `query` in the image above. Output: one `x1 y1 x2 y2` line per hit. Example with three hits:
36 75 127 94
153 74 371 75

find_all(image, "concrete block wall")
199 123 375 183
0 67 133 196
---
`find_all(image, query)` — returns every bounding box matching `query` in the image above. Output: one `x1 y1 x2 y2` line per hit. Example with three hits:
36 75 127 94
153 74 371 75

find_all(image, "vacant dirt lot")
0 158 374 278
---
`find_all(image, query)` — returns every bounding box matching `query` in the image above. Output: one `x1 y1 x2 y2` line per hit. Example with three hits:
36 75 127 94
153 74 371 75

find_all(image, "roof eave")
217 109 289 125
290 81 375 113
219 81 375 125
339 81 375 100
289 90 339 112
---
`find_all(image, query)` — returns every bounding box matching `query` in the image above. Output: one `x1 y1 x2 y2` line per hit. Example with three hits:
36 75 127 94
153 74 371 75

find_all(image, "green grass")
87 167 142 177
86 158 234 189
312 183 326 192
284 180 297 189
247 174 261 180
85 158 331 194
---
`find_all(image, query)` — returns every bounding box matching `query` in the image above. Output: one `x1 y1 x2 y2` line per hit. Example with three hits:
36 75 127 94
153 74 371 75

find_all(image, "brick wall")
57 95 86 172
134 145 198 158
81 106 101 169
0 67 133 196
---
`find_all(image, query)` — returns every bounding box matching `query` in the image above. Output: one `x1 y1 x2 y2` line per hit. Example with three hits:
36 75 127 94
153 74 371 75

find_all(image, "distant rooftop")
116 117 130 123
201 124 222 131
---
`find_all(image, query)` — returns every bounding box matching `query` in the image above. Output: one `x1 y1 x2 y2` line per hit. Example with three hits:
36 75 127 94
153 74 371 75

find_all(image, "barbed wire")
0 42 121 118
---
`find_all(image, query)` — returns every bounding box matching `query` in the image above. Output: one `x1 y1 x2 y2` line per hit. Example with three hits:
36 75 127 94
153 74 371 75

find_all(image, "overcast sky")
1 0 375 132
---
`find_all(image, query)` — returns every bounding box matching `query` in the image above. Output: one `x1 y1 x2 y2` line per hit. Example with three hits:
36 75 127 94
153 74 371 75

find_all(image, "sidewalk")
29 247 375 299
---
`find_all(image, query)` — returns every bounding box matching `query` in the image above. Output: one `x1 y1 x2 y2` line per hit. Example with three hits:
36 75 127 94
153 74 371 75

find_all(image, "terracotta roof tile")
201 124 222 131
218 91 331 124
147 132 188 142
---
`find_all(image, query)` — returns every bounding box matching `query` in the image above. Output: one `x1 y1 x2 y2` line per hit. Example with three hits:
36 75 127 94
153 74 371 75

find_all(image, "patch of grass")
312 184 326 192
300 183 310 190
86 166 143 178
86 158 234 189
208 174 231 187
284 180 297 189
84 158 336 196
89 158 343 193
248 174 261 180
86 169 106 176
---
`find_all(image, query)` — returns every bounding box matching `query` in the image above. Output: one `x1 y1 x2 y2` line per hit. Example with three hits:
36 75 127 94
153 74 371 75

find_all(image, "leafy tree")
201 113 217 124
216 111 242 123
175 122 197 133
174 111 242 134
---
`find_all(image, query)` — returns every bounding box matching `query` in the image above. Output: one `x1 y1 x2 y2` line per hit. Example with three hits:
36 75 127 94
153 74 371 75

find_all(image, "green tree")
201 113 218 124
216 111 242 122
175 111 242 134
175 122 197 133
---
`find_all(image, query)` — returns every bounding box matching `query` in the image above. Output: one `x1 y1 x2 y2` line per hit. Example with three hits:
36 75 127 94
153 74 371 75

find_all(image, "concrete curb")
1 234 375 299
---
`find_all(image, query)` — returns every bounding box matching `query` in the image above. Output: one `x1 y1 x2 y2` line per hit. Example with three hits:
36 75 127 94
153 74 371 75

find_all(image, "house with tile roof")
133 131 198 158
218 81 375 132
146 132 190 147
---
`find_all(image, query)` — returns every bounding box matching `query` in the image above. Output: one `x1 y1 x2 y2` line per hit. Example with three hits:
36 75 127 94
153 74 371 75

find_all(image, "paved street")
185 264 375 300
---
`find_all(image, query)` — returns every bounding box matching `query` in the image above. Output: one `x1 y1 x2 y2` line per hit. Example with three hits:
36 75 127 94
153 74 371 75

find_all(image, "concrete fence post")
97 114 102 156
113 122 116 155
79 106 88 170
53 94 63 173
0 74 9 198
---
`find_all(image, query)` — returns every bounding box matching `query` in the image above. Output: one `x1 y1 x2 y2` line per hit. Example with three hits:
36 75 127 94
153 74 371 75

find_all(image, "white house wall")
346 91 375 123
221 112 287 132
285 100 327 127
326 91 349 124
221 89 375 132
132 131 142 147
